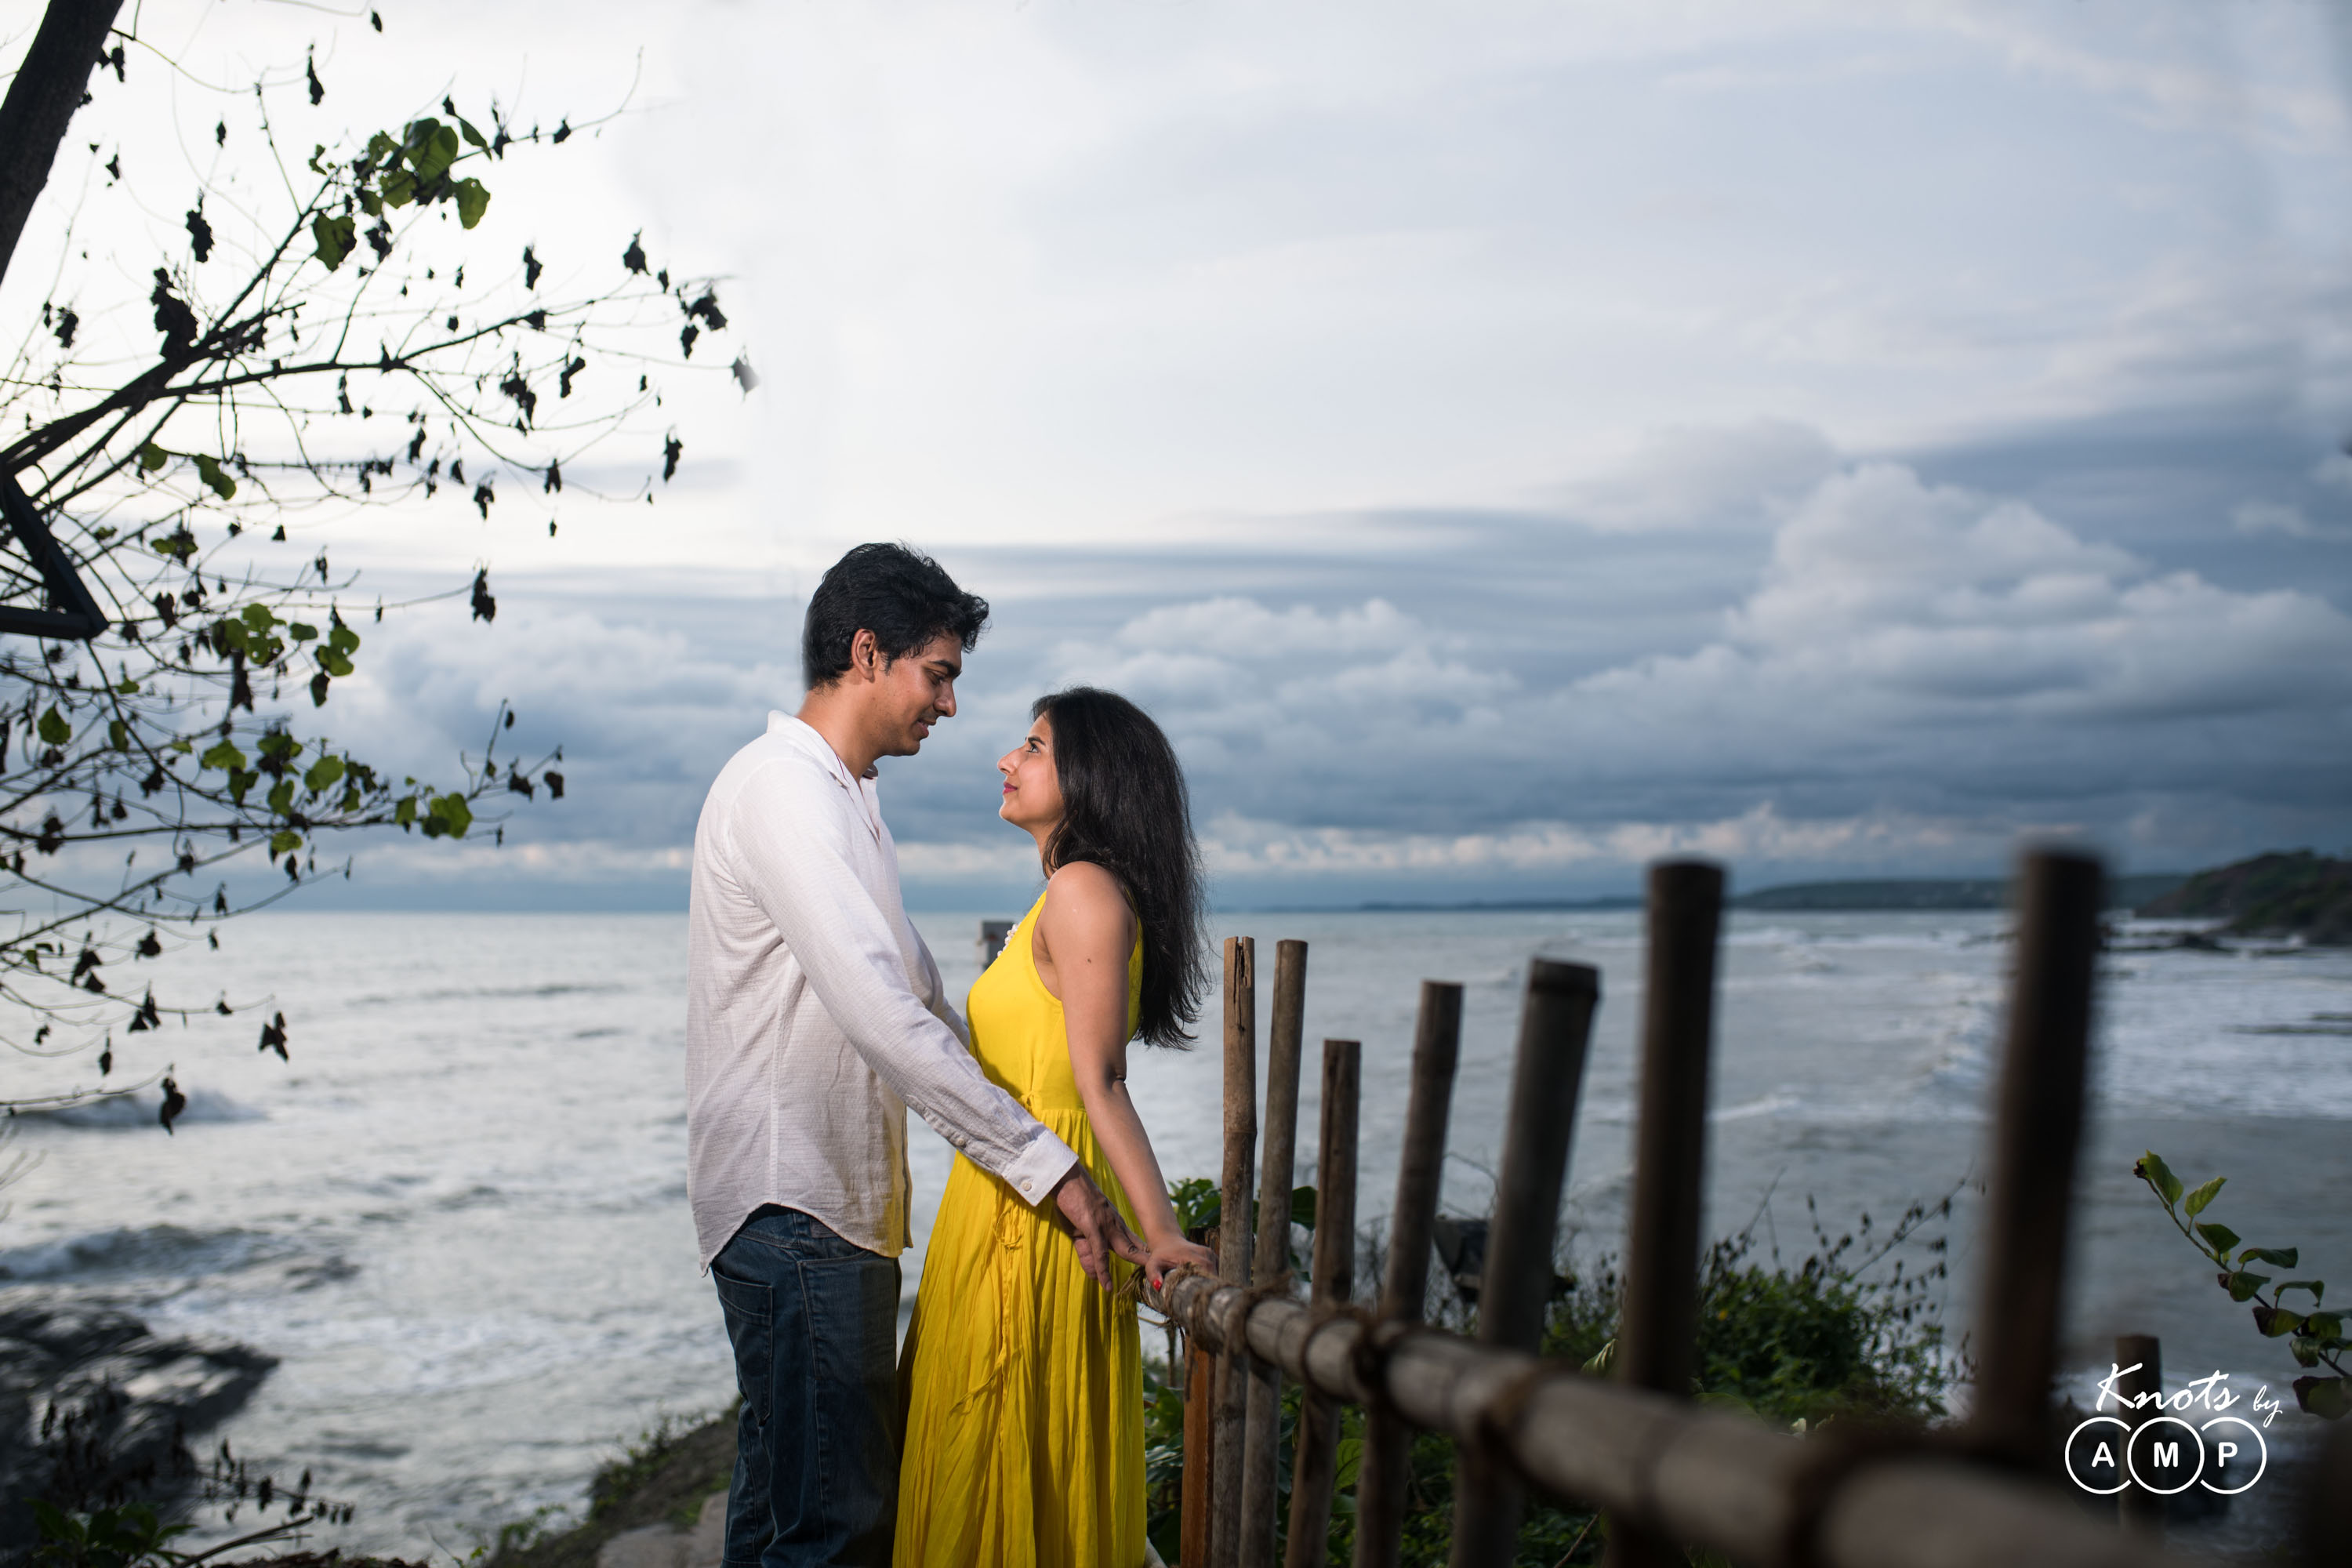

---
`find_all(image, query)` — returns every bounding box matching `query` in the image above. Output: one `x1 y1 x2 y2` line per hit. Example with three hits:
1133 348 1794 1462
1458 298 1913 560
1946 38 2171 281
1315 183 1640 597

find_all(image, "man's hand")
1050 1164 1149 1290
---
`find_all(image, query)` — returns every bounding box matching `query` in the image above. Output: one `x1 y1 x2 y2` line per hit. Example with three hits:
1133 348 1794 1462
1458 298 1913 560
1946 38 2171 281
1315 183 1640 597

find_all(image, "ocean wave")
31 1086 263 1130
0 1223 296 1283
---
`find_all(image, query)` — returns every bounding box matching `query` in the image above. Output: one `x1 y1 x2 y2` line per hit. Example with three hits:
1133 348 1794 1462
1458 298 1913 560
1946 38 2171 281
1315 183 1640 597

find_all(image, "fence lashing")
1150 848 2267 1568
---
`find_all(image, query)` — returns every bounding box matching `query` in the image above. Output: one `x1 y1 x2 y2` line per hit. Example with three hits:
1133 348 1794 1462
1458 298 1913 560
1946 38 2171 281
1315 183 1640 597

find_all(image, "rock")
593 1492 724 1568
0 1297 277 1555
686 1490 724 1568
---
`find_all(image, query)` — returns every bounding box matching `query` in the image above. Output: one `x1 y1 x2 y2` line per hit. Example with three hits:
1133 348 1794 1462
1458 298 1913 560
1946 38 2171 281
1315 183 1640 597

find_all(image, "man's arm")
729 760 1077 1202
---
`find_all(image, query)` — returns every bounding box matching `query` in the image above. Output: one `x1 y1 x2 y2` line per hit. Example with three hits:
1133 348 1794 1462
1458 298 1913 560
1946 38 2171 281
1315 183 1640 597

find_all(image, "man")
685 543 1145 1566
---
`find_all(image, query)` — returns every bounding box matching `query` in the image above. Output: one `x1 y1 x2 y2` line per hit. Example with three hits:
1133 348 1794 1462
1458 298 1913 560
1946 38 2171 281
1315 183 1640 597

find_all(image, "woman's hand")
1142 1232 1218 1292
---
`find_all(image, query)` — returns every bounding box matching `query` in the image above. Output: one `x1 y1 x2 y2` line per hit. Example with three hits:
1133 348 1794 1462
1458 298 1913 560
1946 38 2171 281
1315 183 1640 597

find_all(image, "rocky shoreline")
0 1295 277 1559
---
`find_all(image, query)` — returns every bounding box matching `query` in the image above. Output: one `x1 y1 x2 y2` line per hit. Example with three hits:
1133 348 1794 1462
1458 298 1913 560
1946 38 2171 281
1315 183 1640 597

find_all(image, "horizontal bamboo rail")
1143 1272 2208 1568
1149 848 2255 1568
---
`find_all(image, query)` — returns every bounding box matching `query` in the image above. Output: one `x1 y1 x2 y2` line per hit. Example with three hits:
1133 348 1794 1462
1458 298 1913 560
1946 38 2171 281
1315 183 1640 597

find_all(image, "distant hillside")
1735 873 2187 913
2136 851 2352 946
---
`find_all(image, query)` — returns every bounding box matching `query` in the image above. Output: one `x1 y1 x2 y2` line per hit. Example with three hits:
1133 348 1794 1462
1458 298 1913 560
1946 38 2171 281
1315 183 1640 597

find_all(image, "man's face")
869 631 964 758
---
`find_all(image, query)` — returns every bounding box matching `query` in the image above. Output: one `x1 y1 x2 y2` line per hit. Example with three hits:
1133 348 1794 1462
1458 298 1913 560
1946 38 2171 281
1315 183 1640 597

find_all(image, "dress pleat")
896 894 1146 1567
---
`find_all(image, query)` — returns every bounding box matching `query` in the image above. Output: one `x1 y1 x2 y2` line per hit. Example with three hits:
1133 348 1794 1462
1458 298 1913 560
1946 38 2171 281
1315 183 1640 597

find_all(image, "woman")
896 687 1219 1566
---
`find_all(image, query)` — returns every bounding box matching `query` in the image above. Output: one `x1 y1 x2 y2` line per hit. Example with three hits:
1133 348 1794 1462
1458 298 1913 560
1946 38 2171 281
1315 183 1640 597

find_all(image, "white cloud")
1553 419 1838 533
1601 464 2352 724
2233 499 2351 541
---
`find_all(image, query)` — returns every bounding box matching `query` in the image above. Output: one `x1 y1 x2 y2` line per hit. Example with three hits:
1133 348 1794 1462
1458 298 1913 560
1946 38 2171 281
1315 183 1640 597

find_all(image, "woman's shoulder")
1041 861 1137 932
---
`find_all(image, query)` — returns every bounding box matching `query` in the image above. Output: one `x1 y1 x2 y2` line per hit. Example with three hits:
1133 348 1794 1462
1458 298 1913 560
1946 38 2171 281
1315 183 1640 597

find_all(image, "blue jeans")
713 1207 902 1567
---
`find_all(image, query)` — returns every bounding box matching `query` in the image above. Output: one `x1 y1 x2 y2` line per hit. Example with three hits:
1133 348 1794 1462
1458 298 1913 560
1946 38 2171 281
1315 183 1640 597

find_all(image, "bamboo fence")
1150 850 2349 1568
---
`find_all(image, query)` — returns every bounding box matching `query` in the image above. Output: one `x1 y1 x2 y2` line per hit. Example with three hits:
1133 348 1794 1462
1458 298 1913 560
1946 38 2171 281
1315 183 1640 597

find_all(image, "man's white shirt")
685 712 1078 1268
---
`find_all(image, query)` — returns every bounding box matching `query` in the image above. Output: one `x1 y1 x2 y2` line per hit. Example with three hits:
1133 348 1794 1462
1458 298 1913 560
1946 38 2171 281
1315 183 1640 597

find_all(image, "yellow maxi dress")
895 891 1148 1566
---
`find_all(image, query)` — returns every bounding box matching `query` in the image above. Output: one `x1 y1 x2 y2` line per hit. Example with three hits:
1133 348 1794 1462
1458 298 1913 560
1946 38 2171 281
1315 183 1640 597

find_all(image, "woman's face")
998 713 1065 835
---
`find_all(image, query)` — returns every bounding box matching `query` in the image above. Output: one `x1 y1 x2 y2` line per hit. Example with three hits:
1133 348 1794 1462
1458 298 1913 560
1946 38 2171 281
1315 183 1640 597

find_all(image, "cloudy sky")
15 0 2352 908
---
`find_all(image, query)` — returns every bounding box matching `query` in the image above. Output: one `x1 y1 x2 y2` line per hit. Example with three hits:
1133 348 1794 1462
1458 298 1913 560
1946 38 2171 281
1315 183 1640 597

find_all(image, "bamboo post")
1967 850 2103 1470
1181 1222 1221 1568
1147 1267 2195 1568
1352 980 1464 1568
1449 958 1602 1568
1284 1039 1361 1568
1242 940 1309 1568
2114 1333 2162 1534
1606 861 1725 1568
1213 936 1259 1568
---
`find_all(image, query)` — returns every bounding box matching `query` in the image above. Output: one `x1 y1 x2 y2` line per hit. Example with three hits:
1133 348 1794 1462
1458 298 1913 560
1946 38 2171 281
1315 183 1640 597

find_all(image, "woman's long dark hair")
1033 687 1207 1048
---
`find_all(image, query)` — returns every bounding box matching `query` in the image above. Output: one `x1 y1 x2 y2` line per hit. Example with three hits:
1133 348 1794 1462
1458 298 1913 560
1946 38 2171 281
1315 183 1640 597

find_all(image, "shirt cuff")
1001 1129 1082 1209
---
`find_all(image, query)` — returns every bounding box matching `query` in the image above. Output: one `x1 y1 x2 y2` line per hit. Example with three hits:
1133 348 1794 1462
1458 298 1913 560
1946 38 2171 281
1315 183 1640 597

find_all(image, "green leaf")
319 648 354 677
381 168 417 208
2241 1246 2299 1269
2292 1334 2325 1368
38 706 71 746
2136 1152 2183 1207
227 767 257 804
2259 1307 2305 1338
394 793 418 827
409 120 460 184
242 604 278 633
1332 1435 1363 1492
2306 1312 2344 1341
199 739 245 771
2279 1280 2326 1304
269 829 303 857
289 622 319 642
328 622 361 655
1290 1184 1318 1229
2183 1175 2225 1217
2227 1270 2271 1301
459 117 488 149
430 793 473 838
358 184 384 217
213 619 249 656
312 210 357 270
107 719 130 750
138 442 166 471
193 452 237 500
267 779 295 815
366 130 399 163
2296 1376 2348 1420
2196 1221 2241 1258
453 176 490 229
303 754 346 792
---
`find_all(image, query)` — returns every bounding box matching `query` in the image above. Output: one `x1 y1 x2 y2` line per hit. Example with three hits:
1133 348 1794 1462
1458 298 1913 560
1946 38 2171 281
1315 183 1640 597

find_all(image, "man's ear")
848 628 882 683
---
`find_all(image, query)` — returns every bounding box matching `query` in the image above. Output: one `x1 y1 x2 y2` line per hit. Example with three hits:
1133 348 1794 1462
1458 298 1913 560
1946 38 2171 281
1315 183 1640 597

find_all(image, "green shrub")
1145 1185 1954 1566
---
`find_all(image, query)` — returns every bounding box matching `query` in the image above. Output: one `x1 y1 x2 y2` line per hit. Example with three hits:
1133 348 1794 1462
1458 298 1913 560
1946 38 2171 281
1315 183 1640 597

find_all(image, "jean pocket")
713 1261 774 1430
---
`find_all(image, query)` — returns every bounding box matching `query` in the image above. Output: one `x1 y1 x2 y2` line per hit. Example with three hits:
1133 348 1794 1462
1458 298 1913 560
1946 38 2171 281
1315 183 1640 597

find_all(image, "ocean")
3 907 2347 1557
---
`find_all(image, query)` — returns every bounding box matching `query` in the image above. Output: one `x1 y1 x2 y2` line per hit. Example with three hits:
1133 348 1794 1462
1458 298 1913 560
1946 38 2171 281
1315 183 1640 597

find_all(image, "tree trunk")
0 0 127 293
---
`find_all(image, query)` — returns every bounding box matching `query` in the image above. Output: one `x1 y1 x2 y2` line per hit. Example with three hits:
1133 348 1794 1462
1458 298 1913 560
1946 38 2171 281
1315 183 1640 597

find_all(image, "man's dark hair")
801 543 990 689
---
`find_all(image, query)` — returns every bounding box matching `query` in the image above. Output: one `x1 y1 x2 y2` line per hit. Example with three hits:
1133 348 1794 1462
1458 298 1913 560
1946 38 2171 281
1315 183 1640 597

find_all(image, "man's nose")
935 684 957 718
